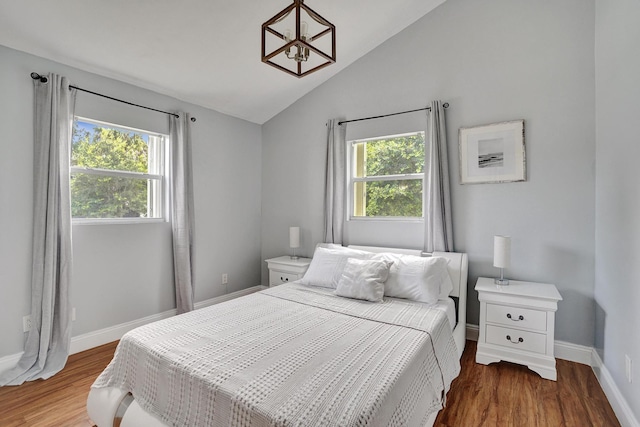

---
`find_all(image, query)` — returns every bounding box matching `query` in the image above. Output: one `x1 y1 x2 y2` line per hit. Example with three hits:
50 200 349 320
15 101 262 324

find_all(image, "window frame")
70 117 168 225
347 130 426 222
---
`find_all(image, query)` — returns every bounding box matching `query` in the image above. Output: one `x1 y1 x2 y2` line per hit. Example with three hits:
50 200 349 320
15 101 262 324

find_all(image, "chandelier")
261 0 336 78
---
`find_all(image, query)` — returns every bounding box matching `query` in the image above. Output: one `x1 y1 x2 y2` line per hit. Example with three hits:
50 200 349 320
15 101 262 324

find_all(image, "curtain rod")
337 103 449 126
30 72 196 121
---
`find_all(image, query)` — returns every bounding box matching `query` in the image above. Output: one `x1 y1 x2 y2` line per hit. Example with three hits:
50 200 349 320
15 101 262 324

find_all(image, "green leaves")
72 126 149 173
365 180 423 217
70 122 151 219
359 133 424 217
365 133 424 177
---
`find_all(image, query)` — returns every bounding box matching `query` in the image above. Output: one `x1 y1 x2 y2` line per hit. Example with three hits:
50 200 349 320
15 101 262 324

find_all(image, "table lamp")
494 235 511 285
289 226 300 260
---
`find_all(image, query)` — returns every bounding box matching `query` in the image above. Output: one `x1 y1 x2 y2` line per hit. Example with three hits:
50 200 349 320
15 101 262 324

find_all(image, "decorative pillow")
299 246 373 288
335 258 393 302
372 253 453 304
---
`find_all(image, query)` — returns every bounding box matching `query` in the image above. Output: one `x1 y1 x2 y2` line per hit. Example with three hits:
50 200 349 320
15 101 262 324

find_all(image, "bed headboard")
348 246 468 299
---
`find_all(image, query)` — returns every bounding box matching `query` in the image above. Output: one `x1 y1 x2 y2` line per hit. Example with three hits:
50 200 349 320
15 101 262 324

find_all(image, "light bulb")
284 29 292 42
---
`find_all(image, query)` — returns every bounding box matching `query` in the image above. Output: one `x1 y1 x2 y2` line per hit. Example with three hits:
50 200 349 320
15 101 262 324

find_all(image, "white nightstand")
265 256 312 287
475 277 562 380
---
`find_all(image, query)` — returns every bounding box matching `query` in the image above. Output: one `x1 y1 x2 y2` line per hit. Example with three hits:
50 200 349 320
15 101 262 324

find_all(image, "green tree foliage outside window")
354 132 425 217
71 122 152 219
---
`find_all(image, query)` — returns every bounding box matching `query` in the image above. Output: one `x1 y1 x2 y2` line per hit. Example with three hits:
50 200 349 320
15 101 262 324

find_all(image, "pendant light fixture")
261 0 336 78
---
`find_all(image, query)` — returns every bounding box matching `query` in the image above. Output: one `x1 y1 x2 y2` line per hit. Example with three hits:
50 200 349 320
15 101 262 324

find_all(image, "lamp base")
494 278 509 285
290 255 299 260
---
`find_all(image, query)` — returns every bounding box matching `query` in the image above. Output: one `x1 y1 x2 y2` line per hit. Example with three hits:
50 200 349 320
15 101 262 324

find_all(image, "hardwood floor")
0 341 117 427
0 340 620 426
435 341 620 427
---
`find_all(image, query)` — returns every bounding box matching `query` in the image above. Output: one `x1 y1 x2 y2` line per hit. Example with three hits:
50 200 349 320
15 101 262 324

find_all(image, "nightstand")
475 277 562 380
265 256 312 287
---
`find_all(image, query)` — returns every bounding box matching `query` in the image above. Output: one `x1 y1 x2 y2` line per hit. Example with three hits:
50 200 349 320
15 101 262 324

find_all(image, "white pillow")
299 246 373 288
335 258 392 302
372 253 453 304
314 243 344 250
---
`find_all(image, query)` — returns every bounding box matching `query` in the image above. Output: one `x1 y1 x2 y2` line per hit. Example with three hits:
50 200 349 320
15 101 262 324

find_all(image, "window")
70 118 167 222
349 131 425 219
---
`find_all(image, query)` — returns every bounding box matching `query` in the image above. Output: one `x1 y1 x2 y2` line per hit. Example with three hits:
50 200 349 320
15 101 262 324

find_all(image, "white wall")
0 45 262 358
261 0 596 346
595 0 640 418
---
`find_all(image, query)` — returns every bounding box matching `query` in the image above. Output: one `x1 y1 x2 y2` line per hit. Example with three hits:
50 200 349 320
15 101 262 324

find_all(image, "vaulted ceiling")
0 0 445 124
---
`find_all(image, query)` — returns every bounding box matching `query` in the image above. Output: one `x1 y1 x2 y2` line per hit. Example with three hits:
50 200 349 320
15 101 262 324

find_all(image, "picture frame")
458 120 526 184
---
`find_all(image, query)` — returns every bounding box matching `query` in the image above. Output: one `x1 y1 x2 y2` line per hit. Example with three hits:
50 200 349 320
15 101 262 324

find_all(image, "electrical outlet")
222 273 228 285
72 307 76 322
23 315 32 333
625 355 632 383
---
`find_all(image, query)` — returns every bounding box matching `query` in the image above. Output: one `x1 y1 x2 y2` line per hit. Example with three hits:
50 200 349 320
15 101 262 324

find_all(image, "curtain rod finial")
30 72 48 83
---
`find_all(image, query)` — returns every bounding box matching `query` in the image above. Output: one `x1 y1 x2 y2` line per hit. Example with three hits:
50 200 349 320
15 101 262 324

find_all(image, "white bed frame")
87 246 468 427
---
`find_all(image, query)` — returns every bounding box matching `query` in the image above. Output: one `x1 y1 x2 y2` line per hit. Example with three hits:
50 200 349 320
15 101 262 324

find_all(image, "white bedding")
433 298 456 331
91 282 460 427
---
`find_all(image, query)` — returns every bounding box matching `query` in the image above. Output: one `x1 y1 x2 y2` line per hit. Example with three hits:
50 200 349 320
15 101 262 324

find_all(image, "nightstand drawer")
485 324 546 354
269 271 299 286
486 303 547 331
266 256 312 287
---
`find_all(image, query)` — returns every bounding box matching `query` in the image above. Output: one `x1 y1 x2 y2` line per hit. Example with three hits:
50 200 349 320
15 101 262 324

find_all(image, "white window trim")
72 217 166 226
71 117 168 225
347 131 426 222
69 166 162 181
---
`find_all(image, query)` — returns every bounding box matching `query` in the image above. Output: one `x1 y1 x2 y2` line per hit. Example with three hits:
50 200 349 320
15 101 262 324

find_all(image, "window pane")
353 142 366 178
361 132 425 177
72 120 150 173
354 179 423 217
71 173 158 219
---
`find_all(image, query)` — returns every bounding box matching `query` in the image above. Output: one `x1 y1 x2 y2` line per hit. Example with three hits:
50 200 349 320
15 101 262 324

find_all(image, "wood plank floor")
0 340 620 426
0 341 118 427
435 341 620 427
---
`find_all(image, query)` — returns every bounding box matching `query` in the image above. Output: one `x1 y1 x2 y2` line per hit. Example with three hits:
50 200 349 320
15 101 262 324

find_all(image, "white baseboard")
466 323 479 341
592 349 640 427
0 286 263 374
466 323 638 427
554 340 593 365
0 350 23 374
193 286 264 310
69 309 176 356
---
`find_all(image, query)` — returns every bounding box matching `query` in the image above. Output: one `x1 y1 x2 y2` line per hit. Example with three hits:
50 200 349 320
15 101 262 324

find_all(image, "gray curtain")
323 119 346 244
424 100 454 252
0 74 76 386
169 113 195 314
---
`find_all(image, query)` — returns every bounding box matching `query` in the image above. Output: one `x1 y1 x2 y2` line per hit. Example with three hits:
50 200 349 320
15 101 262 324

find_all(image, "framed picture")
458 120 526 184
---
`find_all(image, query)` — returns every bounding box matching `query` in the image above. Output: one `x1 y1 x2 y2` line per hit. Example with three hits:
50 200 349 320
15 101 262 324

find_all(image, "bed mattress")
91 282 460 426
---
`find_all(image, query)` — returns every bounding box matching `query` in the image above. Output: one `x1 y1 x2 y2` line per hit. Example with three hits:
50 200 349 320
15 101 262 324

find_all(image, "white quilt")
92 283 460 426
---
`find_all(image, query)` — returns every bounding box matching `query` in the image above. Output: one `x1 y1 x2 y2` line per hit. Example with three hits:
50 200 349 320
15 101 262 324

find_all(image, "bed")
87 245 468 427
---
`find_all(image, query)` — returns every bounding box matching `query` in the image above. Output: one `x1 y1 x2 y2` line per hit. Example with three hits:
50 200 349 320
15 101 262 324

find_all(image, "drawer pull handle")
506 335 524 344
506 313 524 321
281 277 289 282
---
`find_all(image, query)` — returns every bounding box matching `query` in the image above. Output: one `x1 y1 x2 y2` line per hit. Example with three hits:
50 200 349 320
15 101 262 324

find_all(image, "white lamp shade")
493 235 511 268
289 227 300 249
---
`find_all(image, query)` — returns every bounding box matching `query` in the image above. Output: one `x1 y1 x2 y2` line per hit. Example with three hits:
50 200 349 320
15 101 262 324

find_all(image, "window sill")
72 218 167 226
348 217 424 223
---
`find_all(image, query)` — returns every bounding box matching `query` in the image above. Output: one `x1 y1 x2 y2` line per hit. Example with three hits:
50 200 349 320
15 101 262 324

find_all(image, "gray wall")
0 45 262 358
595 0 640 418
261 0 596 346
